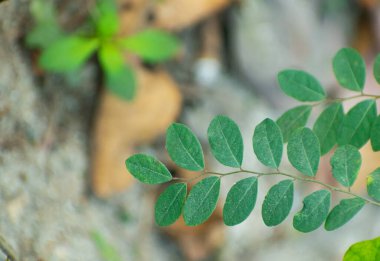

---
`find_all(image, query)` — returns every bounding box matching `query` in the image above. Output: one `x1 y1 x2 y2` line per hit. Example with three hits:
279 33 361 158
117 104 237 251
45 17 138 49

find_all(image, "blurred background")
1 0 380 260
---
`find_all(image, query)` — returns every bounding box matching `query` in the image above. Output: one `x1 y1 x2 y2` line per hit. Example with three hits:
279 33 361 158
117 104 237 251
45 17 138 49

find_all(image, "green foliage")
333 48 366 91
276 105 312 143
330 145 361 187
155 183 187 226
313 102 344 155
287 127 320 177
367 168 380 201
125 154 172 184
208 115 243 168
262 180 294 226
125 48 380 261
91 231 122 261
183 176 220 226
344 237 380 261
223 177 258 226
166 123 205 171
252 118 283 168
277 70 326 101
370 115 380 151
27 0 179 100
325 198 365 231
374 54 380 85
337 99 377 149
293 190 331 233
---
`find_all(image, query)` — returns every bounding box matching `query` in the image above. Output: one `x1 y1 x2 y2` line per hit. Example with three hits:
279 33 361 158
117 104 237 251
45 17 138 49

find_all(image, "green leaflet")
337 99 377 149
333 48 366 92
223 177 258 226
252 118 283 168
374 54 380 85
313 103 344 155
370 115 380 151
95 0 119 37
155 183 187 226
330 145 361 187
276 105 312 143
121 29 179 63
287 128 320 177
324 197 365 231
125 154 172 184
208 115 244 167
91 231 122 261
166 123 205 171
183 176 220 226
39 36 99 72
98 43 136 100
262 180 294 226
293 189 331 233
277 70 326 101
343 237 380 261
367 168 380 201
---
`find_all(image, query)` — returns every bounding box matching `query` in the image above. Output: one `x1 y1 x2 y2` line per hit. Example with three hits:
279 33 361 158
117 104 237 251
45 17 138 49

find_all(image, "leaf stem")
312 93 380 107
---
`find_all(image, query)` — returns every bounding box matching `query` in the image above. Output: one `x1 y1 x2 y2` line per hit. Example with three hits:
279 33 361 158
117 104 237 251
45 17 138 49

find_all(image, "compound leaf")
39 36 99 72
330 145 361 187
208 115 243 168
337 99 377 149
333 48 366 92
325 197 365 231
262 180 294 226
121 29 179 63
370 115 380 151
287 128 320 177
313 102 344 155
155 183 187 226
343 237 380 261
277 105 312 143
367 168 380 201
293 190 331 233
166 123 204 171
223 177 258 226
99 43 136 100
277 70 326 101
125 154 172 184
183 176 220 226
253 118 283 168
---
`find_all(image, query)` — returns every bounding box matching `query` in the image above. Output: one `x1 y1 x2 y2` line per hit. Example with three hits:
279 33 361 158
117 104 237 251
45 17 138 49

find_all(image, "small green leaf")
207 115 243 168
262 180 294 226
276 105 312 143
374 54 380 84
91 231 123 261
183 176 220 226
313 102 344 155
293 190 331 233
223 177 258 226
367 167 380 201
370 115 380 151
343 237 380 261
95 0 119 37
253 118 283 168
277 70 326 101
155 183 187 226
39 36 99 72
338 99 377 149
166 123 205 171
333 48 366 91
287 128 320 177
98 44 136 100
325 197 365 231
125 154 172 184
121 29 179 63
330 145 362 187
